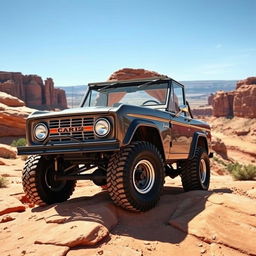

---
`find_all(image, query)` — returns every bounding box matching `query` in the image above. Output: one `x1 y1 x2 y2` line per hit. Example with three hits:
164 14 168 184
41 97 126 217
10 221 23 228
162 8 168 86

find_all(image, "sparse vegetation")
213 156 228 167
227 163 256 180
11 138 26 147
0 176 9 188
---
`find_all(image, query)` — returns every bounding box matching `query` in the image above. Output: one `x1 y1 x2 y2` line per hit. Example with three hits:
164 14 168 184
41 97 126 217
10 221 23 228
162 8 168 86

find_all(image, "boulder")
211 137 228 159
235 129 250 136
108 68 168 81
0 144 17 159
0 92 25 107
0 101 35 137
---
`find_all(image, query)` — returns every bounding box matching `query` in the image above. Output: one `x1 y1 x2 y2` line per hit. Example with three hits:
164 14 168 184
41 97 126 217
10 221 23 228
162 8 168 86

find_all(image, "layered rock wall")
0 92 35 137
0 71 67 110
210 77 256 118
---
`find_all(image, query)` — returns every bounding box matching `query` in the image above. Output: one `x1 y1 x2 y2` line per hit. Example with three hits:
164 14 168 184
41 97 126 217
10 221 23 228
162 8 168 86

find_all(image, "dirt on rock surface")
0 158 255 256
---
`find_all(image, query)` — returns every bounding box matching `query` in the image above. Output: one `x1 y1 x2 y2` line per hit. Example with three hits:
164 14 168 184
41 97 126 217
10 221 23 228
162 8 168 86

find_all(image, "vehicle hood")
28 106 118 119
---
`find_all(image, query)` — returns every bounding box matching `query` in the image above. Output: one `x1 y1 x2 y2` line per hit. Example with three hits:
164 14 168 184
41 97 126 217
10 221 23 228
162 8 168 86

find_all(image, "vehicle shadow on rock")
32 185 232 244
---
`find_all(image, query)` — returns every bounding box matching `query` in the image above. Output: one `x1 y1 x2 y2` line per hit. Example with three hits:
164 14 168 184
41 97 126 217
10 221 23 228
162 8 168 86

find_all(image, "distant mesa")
0 71 67 110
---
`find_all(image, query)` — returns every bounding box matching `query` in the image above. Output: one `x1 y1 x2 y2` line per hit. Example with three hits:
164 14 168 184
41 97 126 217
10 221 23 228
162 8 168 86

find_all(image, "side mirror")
179 104 189 113
175 104 189 117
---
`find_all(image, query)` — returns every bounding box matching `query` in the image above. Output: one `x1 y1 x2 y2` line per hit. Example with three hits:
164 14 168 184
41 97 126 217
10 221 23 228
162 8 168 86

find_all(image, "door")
168 81 193 159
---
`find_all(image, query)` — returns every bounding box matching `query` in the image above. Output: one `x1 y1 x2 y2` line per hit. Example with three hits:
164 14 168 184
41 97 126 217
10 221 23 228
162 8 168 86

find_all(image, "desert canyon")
0 69 255 256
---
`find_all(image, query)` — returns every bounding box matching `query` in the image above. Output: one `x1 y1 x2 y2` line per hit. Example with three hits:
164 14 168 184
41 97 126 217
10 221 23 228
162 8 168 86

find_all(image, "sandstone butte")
210 77 256 118
0 71 67 110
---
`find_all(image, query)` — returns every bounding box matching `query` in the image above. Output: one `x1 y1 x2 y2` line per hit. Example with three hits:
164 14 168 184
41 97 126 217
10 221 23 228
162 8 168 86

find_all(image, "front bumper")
17 140 120 155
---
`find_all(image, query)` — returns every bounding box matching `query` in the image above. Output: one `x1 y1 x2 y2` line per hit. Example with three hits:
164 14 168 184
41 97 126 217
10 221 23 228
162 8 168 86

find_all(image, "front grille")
48 117 95 143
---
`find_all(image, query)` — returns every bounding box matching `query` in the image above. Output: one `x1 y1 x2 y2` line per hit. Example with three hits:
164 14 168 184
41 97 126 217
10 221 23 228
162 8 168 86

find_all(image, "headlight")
94 118 111 137
34 123 48 141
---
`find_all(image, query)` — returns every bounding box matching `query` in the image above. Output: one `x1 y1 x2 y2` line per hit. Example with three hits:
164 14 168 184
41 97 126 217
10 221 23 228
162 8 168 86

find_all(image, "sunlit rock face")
0 71 67 110
108 68 168 81
210 77 256 118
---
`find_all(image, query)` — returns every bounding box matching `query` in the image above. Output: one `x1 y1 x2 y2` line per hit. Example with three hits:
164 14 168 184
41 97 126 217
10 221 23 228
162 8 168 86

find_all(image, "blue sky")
0 0 255 86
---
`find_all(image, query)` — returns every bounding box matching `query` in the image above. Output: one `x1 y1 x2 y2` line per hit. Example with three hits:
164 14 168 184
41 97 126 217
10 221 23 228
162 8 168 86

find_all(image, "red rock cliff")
210 77 256 118
0 71 67 110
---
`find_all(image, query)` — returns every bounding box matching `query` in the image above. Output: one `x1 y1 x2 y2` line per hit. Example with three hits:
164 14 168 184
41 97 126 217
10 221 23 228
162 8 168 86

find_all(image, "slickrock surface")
0 157 255 256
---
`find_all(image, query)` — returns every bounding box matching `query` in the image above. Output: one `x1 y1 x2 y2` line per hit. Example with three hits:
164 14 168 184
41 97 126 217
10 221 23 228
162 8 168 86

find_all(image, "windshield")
83 82 169 108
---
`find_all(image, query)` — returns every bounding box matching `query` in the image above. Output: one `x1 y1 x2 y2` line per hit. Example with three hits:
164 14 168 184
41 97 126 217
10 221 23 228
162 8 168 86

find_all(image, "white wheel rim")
132 159 155 194
199 158 207 184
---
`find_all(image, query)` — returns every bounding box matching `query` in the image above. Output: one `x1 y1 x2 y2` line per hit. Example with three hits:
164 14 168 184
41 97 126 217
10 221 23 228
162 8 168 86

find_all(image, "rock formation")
191 106 213 116
0 71 67 110
108 68 168 81
211 136 228 159
0 92 35 137
236 77 256 89
211 91 235 117
210 77 256 118
233 83 256 118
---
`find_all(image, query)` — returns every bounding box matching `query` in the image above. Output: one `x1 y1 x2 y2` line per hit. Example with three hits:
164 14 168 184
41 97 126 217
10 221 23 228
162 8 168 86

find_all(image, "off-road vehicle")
18 77 212 212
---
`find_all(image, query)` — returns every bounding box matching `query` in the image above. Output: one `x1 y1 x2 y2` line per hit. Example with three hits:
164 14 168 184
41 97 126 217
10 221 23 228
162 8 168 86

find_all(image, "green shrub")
0 176 9 188
227 163 256 180
11 138 26 147
213 156 228 167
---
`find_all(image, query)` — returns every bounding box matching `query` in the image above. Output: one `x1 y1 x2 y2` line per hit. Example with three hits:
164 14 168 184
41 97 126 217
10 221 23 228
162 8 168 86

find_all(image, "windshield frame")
80 79 171 110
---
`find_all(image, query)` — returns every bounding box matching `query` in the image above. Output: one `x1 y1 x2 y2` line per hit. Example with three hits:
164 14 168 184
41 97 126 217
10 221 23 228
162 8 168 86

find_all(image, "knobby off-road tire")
180 146 210 191
107 141 165 212
22 155 76 206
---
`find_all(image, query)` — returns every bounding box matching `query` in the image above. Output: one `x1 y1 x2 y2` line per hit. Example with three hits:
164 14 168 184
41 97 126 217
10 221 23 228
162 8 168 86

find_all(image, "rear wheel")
107 141 165 212
180 147 210 191
22 155 76 206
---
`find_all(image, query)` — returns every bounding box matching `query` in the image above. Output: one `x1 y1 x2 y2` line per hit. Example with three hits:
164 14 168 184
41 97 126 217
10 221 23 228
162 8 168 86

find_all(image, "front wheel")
107 141 165 212
22 155 76 206
180 147 210 191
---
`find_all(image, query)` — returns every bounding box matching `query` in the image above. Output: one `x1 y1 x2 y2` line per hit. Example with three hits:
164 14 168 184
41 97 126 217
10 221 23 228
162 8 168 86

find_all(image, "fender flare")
123 119 162 146
188 132 209 159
